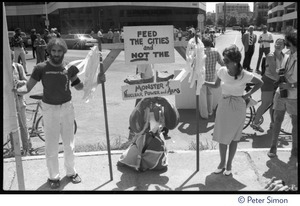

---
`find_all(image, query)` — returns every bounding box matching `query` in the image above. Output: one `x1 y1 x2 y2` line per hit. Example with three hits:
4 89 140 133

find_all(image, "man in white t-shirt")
256 25 273 74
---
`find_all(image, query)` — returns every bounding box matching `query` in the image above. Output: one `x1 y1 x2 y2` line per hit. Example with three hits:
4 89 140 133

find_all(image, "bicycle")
3 93 78 158
243 84 292 135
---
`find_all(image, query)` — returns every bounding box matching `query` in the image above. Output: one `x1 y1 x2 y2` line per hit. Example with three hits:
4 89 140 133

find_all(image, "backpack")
117 132 168 171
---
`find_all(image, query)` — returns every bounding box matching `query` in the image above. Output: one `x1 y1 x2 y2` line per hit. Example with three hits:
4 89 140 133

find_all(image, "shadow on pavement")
175 172 246 191
177 109 215 136
241 128 291 149
263 156 298 187
36 176 73 191
112 165 170 191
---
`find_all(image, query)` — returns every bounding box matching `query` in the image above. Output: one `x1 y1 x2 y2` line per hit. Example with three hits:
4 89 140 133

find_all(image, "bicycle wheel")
244 106 254 130
35 116 77 142
3 135 12 157
280 112 292 135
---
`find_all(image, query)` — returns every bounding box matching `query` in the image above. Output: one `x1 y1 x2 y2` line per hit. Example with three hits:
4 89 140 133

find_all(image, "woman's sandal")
223 170 232 176
214 168 225 174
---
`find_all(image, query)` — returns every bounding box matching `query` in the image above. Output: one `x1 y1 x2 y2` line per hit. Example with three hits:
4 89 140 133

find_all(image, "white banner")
124 25 175 65
122 80 181 100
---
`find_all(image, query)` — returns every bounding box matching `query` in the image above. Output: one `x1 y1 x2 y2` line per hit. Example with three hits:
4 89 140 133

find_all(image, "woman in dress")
204 45 263 175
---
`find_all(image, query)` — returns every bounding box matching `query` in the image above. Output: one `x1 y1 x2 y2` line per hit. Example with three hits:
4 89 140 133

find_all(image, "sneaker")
267 146 277 158
48 178 60 189
250 123 264 133
67 173 81 184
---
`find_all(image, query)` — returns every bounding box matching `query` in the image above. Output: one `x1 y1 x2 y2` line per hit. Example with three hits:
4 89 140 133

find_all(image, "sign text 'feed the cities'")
124 25 175 64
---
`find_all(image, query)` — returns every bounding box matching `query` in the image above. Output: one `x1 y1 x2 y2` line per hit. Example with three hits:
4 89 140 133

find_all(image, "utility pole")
223 2 226 32
45 2 49 29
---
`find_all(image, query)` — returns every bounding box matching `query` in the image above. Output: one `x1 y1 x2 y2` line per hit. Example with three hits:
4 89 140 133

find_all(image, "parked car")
8 31 31 48
61 34 98 49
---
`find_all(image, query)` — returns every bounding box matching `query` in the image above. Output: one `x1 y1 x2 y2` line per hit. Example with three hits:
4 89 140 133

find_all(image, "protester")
15 37 106 189
120 28 124 43
43 29 52 60
202 36 225 117
49 28 57 38
255 25 274 74
242 25 257 72
241 25 246 37
11 50 31 155
177 28 183 41
53 28 61 38
30 29 37 59
268 30 297 158
204 45 263 176
97 28 103 44
251 38 286 132
112 29 120 43
33 33 47 64
107 28 114 43
11 28 28 74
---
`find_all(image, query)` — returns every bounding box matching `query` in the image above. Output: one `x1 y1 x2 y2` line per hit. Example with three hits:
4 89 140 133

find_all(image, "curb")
3 148 292 163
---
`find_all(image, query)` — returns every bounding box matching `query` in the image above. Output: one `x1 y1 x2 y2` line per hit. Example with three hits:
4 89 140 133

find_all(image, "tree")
240 18 248 26
228 16 237 27
217 18 223 26
255 13 267 27
206 18 214 26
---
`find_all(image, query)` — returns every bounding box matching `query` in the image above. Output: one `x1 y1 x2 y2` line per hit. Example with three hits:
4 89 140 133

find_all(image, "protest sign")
124 25 175 64
122 80 181 100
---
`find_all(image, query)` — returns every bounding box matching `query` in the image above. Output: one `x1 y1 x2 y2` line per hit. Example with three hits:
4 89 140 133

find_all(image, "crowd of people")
8 24 297 190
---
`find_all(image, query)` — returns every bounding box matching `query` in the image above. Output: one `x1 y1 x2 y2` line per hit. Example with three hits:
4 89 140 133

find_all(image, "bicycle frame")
26 100 42 137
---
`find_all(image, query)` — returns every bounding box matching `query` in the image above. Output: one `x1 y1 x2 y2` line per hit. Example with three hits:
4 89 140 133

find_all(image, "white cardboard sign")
124 25 175 65
121 80 181 100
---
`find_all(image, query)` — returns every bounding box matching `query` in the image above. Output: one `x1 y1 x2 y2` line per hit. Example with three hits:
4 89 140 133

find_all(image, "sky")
206 2 254 13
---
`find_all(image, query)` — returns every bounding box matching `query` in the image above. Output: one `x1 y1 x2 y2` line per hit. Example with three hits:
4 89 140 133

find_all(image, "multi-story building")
267 2 297 32
215 3 253 26
253 2 268 27
4 2 206 34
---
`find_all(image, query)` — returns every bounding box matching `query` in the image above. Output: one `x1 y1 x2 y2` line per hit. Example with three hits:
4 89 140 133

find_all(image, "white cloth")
185 37 206 95
66 46 100 103
41 101 76 180
137 64 154 79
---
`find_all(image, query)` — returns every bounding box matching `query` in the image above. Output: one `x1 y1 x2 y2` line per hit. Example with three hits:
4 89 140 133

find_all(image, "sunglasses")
223 58 231 64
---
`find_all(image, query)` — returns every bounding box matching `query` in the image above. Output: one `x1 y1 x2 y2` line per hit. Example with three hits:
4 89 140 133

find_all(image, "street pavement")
3 30 297 192
3 149 298 191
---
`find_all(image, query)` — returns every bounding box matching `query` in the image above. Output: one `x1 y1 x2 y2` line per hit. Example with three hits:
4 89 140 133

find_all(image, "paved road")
22 30 292 155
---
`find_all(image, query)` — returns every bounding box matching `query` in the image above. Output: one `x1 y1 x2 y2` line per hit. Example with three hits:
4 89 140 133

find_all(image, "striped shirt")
205 48 224 81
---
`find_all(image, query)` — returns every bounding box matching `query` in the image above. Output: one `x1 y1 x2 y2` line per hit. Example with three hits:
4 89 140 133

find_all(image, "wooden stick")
98 41 113 180
10 131 25 190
